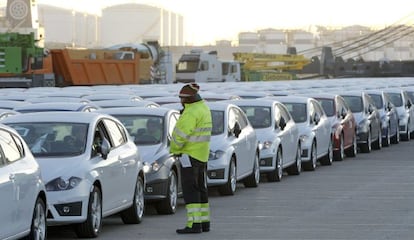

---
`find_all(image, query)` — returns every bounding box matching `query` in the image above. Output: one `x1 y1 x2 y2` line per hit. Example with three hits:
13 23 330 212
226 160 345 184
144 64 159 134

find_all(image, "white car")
383 88 414 141
0 123 47 240
274 96 333 171
207 102 260 195
97 107 182 215
2 112 145 238
228 99 302 182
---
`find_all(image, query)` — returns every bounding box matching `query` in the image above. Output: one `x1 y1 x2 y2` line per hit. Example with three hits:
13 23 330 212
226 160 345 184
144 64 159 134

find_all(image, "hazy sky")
38 0 414 45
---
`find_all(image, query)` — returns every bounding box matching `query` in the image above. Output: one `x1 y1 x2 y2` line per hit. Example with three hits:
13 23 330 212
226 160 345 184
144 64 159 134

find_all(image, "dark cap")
179 83 200 98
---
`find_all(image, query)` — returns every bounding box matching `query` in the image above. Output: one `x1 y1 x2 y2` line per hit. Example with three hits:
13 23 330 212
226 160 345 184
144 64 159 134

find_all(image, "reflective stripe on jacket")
170 100 212 162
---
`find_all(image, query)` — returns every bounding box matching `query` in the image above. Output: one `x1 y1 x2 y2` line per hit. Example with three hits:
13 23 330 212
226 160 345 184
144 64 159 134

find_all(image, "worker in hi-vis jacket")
170 83 212 234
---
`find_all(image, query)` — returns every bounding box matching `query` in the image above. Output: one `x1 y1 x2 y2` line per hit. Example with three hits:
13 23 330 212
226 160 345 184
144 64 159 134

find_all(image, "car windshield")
368 94 383 109
211 110 224 135
115 115 164 145
342 96 363 113
316 99 335 117
283 103 307 123
240 106 271 128
7 122 88 157
388 93 403 107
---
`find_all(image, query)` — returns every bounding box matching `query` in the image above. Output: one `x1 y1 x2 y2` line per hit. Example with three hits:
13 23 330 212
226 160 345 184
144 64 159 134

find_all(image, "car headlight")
299 134 310 143
46 177 82 191
209 150 225 160
260 140 273 150
143 161 161 173
357 119 368 132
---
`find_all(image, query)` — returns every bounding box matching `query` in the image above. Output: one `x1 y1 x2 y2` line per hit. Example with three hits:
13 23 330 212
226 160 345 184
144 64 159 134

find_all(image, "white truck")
175 49 241 83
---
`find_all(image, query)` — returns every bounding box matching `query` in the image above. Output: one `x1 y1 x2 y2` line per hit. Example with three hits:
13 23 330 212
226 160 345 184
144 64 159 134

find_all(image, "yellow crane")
233 52 311 81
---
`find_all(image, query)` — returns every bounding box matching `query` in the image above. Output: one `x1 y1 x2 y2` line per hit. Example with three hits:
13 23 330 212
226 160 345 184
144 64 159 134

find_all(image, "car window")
211 110 224 135
0 129 23 163
240 106 271 129
283 102 307 123
103 119 126 147
388 93 403 107
7 122 88 157
317 99 335 117
342 96 363 113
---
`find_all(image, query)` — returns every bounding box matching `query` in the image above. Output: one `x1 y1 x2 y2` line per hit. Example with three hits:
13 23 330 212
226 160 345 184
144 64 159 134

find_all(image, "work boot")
176 223 202 234
202 222 210 232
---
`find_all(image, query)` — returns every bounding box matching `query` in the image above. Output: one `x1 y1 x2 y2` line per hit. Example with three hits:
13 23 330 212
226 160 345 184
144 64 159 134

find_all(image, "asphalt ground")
49 140 414 240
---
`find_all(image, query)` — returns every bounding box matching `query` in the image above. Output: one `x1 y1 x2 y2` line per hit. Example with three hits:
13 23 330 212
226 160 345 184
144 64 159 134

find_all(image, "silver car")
207 102 260 195
2 112 145 238
274 96 333 171
0 123 47 240
228 99 302 182
383 88 414 141
97 107 182 215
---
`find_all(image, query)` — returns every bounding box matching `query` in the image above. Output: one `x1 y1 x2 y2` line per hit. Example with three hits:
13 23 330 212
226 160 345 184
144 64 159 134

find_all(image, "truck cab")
175 49 240 83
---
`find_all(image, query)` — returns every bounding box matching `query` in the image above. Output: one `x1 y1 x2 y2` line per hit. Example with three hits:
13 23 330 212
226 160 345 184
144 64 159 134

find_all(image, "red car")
307 93 358 161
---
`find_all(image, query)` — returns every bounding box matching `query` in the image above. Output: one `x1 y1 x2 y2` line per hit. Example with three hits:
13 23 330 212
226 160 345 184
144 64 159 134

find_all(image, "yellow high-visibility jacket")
170 100 212 162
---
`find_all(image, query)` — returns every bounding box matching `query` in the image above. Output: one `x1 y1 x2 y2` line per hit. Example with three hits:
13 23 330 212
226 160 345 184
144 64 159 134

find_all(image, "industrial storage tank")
100 4 183 47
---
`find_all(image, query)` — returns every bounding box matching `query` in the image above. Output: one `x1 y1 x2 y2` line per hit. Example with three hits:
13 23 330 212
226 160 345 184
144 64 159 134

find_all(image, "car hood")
353 112 364 124
137 144 165 163
254 128 275 141
36 156 86 182
210 134 230 151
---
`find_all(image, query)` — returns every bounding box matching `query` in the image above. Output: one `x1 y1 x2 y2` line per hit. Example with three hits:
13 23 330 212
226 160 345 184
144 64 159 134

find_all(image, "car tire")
25 197 47 240
74 186 102 238
391 127 400 144
373 128 382 150
121 177 145 223
383 125 391 147
286 143 301 175
243 152 260 187
218 158 237 196
303 141 317 171
156 171 178 215
345 134 357 157
360 130 372 153
320 138 333 166
267 148 282 182
333 135 344 161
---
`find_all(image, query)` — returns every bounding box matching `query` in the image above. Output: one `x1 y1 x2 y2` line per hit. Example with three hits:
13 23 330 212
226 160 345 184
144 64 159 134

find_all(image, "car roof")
13 102 100 112
225 98 279 107
270 95 312 103
97 106 178 116
1 111 109 124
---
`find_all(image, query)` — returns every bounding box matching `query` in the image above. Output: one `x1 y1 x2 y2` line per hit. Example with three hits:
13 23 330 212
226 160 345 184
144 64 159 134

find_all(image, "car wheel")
373 128 382 150
303 141 317 171
267 147 282 182
26 197 47 240
286 143 301 175
156 170 178 214
402 125 410 141
320 138 333 166
334 134 345 161
74 186 102 238
391 126 400 144
347 134 357 157
360 130 371 153
244 152 260 187
218 158 237 196
383 125 391 147
121 177 145 223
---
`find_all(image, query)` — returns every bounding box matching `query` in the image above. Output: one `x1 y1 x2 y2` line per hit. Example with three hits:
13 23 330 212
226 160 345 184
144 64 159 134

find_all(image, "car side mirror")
341 108 347 119
406 101 412 109
279 117 286 130
233 122 241 138
313 113 321 125
100 138 111 159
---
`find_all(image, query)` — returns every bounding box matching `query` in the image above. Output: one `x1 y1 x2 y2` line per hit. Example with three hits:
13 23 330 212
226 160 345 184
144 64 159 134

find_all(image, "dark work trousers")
181 156 208 205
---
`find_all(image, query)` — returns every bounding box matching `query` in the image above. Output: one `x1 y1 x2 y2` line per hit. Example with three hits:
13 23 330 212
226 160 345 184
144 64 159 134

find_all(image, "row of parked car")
2 77 414 239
